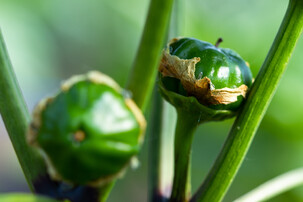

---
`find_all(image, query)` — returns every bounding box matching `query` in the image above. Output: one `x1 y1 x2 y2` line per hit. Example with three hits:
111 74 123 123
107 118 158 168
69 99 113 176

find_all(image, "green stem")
126 0 174 111
234 168 303 202
191 0 303 201
149 90 177 202
0 193 60 202
169 0 184 39
148 89 166 201
0 30 46 191
148 0 182 201
99 182 115 202
170 110 199 202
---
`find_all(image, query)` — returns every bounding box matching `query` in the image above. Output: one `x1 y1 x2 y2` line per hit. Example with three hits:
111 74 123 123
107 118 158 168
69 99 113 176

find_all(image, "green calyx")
159 78 235 124
27 71 146 186
159 37 253 111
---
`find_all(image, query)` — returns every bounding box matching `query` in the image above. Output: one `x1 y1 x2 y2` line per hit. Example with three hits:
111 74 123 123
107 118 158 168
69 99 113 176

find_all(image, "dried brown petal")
159 43 248 106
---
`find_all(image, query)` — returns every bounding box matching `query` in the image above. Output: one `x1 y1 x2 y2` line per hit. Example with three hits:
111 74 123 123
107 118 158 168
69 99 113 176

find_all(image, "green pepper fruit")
159 37 253 110
27 71 146 186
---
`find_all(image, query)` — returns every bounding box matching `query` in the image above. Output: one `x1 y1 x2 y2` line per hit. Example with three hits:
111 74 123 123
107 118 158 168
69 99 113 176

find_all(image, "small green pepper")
159 37 253 110
27 71 146 186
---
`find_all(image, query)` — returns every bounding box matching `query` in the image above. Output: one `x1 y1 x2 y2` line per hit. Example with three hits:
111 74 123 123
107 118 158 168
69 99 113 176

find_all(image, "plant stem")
169 0 184 39
0 30 46 191
191 0 303 201
126 0 174 111
170 110 199 202
149 90 178 202
99 182 115 202
148 0 183 201
0 193 60 202
148 89 166 201
234 168 303 202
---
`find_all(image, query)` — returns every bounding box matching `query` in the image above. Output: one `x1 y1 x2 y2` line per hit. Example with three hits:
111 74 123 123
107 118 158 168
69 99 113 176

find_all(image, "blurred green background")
0 0 303 201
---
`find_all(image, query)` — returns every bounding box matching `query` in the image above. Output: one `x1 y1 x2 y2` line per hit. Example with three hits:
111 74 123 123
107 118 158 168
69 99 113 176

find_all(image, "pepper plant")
0 0 303 202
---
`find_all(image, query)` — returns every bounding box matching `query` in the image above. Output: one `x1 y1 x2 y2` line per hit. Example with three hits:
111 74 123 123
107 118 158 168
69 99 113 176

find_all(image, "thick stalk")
170 110 199 202
0 30 46 191
148 89 167 201
169 0 184 39
191 0 303 201
126 0 174 111
148 0 183 201
99 182 115 202
0 193 60 202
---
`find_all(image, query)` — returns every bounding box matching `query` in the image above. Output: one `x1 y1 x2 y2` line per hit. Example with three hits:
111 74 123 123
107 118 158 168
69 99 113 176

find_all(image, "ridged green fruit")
28 71 146 186
159 37 253 110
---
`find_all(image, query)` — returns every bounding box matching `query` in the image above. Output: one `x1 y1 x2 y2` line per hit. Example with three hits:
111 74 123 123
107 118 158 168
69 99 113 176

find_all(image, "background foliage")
0 0 302 201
